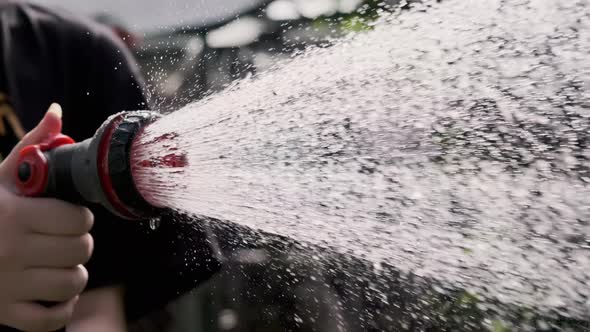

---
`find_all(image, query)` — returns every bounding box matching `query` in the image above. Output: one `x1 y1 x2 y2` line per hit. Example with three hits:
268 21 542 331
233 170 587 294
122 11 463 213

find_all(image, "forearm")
66 286 126 332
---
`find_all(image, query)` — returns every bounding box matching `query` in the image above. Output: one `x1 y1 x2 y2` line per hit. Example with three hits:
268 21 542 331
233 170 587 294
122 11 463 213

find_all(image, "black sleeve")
88 28 148 113
77 23 222 321
81 15 150 292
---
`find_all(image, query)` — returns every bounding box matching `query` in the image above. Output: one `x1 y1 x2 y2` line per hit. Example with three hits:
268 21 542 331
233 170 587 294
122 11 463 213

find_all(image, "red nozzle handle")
16 134 75 196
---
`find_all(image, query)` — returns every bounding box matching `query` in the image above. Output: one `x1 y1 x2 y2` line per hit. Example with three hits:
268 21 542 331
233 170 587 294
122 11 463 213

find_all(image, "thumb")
0 103 63 187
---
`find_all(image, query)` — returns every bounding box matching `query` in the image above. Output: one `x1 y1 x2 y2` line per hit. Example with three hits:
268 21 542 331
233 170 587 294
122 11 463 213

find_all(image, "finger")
67 286 126 331
0 104 62 187
23 233 93 268
17 196 94 235
4 297 78 332
21 265 88 302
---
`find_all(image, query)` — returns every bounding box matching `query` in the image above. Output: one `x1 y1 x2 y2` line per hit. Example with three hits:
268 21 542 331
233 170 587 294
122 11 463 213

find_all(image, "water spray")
15 111 165 220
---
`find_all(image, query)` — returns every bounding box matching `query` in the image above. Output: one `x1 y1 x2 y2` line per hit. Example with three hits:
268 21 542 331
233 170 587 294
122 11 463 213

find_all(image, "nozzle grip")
16 136 100 205
43 141 95 204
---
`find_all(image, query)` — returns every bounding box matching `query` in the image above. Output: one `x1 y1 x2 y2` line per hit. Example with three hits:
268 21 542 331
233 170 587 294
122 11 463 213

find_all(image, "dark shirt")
0 1 220 329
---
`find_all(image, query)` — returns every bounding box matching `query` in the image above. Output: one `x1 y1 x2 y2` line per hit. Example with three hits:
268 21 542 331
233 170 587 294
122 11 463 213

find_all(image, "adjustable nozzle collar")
96 111 163 220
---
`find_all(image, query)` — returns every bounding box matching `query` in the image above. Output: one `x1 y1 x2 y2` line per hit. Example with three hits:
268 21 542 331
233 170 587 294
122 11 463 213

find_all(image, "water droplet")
149 218 161 230
218 309 238 330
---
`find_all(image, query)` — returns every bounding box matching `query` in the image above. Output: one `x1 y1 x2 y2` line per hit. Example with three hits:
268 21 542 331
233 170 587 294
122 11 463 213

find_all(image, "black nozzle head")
98 111 164 220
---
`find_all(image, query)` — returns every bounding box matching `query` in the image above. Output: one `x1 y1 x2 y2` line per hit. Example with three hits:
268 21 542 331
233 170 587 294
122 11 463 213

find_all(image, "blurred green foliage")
310 0 394 33
491 319 511 332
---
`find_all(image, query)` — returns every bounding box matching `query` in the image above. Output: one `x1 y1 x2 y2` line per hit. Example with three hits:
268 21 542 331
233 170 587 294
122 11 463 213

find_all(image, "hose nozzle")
15 111 163 220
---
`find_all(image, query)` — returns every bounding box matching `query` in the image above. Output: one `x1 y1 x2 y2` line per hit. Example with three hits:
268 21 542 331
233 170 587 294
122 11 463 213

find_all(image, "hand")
0 104 94 332
67 286 126 332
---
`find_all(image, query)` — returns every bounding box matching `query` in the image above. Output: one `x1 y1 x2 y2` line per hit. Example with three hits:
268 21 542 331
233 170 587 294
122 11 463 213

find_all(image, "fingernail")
47 103 62 119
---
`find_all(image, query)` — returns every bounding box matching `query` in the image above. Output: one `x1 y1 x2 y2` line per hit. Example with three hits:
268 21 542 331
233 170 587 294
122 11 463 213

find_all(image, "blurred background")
32 0 398 111
27 1 402 331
